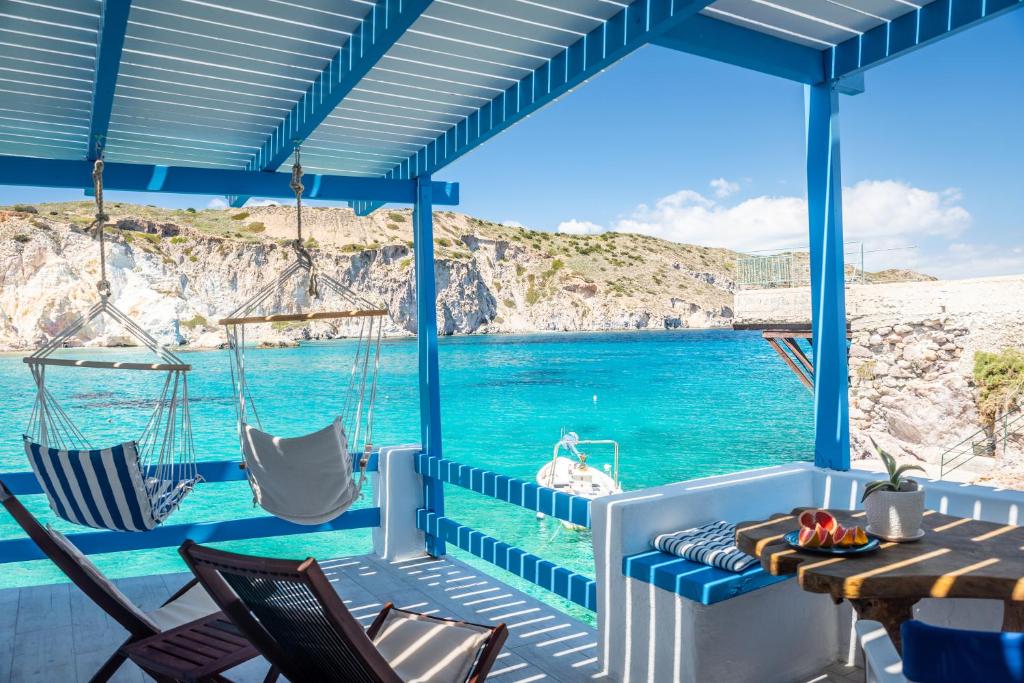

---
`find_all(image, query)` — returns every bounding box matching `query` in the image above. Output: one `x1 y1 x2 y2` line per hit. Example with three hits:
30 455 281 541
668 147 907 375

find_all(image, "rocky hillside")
0 202 739 350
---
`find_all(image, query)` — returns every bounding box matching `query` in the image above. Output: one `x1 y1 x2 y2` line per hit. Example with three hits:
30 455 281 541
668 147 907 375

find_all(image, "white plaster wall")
592 464 829 683
595 463 1024 682
372 444 428 562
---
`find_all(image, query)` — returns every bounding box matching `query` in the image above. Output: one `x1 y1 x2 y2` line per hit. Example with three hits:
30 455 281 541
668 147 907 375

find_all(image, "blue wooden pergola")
1 0 1021 514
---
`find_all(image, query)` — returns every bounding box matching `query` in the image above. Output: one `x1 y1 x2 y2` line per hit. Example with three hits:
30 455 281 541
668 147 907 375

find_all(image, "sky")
4 10 1022 280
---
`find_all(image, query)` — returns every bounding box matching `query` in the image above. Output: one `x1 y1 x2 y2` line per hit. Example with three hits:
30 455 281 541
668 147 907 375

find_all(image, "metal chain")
91 159 111 299
289 144 319 298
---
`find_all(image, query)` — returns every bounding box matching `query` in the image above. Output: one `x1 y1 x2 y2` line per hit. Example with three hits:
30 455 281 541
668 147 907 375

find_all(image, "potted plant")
861 440 926 541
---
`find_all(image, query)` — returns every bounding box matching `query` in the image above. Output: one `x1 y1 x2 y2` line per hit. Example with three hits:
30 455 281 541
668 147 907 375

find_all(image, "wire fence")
736 243 918 290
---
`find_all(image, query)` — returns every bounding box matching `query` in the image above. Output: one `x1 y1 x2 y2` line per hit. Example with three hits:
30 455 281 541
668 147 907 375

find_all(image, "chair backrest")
179 540 402 683
902 619 1024 683
0 478 157 636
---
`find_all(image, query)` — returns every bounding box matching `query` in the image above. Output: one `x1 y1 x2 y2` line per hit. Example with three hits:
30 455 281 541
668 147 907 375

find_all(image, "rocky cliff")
0 202 739 350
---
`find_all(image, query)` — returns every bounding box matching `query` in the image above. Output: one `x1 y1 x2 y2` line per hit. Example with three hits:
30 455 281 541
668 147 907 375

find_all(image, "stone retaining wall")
736 276 1024 467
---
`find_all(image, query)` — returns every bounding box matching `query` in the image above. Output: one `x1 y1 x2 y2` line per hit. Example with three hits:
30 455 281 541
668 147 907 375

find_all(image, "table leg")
850 598 919 652
1003 601 1024 632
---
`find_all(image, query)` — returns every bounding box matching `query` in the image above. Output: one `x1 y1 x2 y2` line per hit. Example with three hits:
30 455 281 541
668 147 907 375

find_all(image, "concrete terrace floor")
0 551 865 682
1 553 607 683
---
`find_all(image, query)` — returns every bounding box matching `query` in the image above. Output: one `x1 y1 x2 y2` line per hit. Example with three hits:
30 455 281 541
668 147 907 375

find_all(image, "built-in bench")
593 465 841 683
622 550 791 605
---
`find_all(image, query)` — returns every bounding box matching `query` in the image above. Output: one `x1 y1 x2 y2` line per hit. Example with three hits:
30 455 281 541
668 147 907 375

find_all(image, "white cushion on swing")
240 417 360 525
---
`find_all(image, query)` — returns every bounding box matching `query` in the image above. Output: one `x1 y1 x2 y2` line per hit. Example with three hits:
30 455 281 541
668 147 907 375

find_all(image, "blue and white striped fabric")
23 437 191 532
653 521 759 573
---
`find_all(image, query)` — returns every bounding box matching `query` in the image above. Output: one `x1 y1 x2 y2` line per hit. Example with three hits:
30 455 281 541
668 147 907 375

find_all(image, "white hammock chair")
222 147 386 525
23 160 200 532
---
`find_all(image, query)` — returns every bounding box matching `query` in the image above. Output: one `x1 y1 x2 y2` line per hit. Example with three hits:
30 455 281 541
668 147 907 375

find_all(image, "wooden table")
123 612 264 682
736 508 1024 651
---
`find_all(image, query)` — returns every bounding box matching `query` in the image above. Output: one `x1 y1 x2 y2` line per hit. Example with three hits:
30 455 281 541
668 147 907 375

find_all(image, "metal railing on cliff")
940 409 1024 479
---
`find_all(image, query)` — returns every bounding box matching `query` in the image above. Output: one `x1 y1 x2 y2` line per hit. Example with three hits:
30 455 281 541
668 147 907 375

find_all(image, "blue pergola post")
413 174 446 556
805 82 850 471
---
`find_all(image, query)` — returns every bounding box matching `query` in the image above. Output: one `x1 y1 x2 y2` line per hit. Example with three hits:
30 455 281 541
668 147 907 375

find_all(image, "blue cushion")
902 620 1024 683
622 550 790 605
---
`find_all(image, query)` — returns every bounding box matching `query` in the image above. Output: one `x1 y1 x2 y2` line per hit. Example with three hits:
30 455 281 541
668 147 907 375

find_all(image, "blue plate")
784 530 881 556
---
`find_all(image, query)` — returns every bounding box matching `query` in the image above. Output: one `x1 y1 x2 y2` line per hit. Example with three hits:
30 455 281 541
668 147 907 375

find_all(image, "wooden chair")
0 479 225 682
180 540 509 683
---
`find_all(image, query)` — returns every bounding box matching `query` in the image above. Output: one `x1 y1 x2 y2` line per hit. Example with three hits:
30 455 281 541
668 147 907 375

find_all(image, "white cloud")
613 179 971 252
247 198 282 207
502 219 525 228
915 243 1024 280
709 177 740 198
206 197 228 209
557 218 604 235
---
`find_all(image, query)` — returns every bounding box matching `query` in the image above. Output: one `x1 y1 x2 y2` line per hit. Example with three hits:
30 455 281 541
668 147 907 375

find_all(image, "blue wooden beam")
829 0 1024 80
0 454 379 496
805 82 850 471
88 0 131 160
414 454 591 528
230 0 433 208
375 0 715 183
651 13 824 84
414 174 445 556
417 510 597 610
0 155 458 205
0 507 380 564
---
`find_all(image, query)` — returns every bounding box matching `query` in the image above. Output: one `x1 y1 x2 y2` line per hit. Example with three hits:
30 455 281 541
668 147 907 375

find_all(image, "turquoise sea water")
0 330 813 607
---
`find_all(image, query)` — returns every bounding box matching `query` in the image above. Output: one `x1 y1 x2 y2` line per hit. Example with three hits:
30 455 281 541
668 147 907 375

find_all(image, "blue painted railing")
0 454 380 564
414 453 591 527
415 453 597 611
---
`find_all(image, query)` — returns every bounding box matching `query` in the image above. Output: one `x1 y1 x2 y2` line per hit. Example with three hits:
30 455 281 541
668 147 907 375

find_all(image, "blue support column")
413 174 446 556
805 82 850 471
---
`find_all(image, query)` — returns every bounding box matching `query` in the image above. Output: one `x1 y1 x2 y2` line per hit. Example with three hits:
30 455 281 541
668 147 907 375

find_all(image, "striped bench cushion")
653 521 759 573
24 437 160 532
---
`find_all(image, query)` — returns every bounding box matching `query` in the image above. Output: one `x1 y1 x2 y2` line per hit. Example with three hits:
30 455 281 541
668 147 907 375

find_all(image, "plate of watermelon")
784 510 880 556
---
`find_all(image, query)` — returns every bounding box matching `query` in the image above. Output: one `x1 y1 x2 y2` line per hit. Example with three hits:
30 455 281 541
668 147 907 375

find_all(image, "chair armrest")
855 620 906 683
366 602 394 639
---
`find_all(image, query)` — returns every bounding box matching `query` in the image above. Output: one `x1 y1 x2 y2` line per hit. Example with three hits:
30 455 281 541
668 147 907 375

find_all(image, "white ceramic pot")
863 480 925 541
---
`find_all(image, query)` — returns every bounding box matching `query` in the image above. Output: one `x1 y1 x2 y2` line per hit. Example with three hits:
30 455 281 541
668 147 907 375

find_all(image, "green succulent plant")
861 438 925 502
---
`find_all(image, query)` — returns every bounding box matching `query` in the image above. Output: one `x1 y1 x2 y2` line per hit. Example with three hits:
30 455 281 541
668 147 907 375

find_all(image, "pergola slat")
88 0 132 160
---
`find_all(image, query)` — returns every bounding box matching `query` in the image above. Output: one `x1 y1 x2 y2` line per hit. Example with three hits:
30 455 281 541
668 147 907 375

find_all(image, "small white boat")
537 432 622 530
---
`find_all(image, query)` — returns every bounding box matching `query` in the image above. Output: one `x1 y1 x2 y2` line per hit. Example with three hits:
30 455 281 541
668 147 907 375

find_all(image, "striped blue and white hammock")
23 299 200 532
23 439 193 532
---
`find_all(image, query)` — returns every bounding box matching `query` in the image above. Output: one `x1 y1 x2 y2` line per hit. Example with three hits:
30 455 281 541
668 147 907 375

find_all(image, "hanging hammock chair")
222 146 387 526
23 160 200 532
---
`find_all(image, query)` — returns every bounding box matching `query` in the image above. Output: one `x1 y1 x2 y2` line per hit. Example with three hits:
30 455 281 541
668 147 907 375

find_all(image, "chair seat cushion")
372 608 491 683
46 524 159 630
623 550 790 605
902 620 1024 683
653 520 759 572
147 582 220 632
240 418 359 525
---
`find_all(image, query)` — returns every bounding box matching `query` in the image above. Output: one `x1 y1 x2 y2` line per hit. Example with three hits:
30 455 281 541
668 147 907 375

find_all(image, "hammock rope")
223 144 385 524
22 159 200 532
